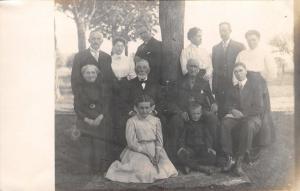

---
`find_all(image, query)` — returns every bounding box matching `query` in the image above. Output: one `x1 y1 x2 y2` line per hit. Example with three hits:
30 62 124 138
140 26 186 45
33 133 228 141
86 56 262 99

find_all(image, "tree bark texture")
159 0 185 82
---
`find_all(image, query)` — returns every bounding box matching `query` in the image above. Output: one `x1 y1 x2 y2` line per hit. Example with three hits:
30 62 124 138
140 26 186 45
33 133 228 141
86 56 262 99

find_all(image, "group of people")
70 22 275 183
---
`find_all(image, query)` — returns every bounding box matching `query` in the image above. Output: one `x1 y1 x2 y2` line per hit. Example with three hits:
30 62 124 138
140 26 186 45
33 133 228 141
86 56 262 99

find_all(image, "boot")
196 165 213 176
182 166 191 174
232 156 246 177
221 154 234 172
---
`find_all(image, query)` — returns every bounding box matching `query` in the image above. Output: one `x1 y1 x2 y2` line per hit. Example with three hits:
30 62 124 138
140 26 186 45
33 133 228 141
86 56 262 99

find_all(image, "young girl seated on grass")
105 94 178 183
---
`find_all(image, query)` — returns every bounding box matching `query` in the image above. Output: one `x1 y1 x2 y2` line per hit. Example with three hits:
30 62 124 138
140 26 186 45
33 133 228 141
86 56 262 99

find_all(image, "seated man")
220 63 264 176
177 102 216 175
167 58 218 163
117 59 167 149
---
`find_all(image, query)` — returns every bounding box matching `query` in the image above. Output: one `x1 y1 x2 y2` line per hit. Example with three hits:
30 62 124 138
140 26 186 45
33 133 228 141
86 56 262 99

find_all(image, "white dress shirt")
222 39 231 50
111 54 136 80
235 45 277 83
180 43 213 77
238 78 247 90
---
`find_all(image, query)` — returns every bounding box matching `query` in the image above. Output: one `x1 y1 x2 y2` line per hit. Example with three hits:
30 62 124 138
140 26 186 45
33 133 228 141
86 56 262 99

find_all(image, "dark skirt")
76 117 112 173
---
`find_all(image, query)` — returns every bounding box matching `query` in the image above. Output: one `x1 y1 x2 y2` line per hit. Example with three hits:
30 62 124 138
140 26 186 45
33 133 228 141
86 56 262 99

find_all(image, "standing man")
71 30 115 97
180 27 212 82
212 22 245 118
135 24 163 83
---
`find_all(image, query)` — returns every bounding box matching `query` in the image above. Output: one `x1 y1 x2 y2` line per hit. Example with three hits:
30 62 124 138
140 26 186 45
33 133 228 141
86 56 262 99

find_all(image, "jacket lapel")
240 80 251 103
86 49 99 65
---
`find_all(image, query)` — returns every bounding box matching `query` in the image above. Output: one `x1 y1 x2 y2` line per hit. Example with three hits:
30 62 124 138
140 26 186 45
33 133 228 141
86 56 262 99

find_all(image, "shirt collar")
190 43 200 48
138 76 148 81
238 78 247 87
89 46 100 54
143 37 153 45
222 39 231 46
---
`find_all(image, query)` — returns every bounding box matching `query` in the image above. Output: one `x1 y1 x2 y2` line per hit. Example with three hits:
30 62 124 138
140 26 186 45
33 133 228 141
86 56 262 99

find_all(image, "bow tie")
139 79 147 83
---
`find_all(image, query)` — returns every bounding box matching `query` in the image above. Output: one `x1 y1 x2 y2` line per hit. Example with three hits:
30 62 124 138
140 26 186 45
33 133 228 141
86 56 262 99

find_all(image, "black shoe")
244 148 263 165
197 166 213 176
221 155 234 172
232 157 246 177
232 164 246 177
182 166 191 174
251 147 264 163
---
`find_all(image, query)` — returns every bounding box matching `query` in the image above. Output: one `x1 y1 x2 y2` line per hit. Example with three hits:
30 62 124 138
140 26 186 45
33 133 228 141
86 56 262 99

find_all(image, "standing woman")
111 37 136 81
110 37 136 160
74 64 110 174
235 30 277 82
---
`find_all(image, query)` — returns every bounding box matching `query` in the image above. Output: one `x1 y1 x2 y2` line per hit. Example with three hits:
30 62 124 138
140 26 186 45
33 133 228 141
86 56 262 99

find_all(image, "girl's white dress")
105 115 178 183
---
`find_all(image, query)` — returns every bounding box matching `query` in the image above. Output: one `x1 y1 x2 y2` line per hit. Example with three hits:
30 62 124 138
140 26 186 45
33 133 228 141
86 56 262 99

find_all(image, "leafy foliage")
55 0 159 45
269 33 293 54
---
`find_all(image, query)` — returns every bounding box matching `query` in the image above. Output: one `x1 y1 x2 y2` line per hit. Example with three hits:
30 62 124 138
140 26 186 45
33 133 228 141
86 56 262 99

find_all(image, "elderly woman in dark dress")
73 64 110 174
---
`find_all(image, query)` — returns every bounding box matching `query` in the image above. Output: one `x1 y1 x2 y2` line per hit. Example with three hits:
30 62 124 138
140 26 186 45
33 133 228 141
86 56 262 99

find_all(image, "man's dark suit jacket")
224 75 276 147
71 49 114 97
169 74 215 114
120 77 165 116
212 40 244 95
135 37 163 83
225 78 264 118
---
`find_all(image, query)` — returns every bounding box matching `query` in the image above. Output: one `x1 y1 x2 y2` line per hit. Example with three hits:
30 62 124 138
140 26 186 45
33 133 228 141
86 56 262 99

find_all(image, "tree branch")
72 0 79 21
88 0 96 22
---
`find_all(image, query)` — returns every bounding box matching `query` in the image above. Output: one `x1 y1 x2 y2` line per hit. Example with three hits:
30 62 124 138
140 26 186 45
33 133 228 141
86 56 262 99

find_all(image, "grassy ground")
55 111 294 191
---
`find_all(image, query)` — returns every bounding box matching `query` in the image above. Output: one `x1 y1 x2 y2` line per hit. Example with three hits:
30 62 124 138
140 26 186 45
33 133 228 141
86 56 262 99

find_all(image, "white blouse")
180 43 213 77
235 46 277 81
111 54 136 80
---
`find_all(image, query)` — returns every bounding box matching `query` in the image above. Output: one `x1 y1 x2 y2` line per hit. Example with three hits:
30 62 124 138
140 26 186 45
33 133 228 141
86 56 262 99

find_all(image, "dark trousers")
220 116 262 157
215 91 228 119
80 135 106 173
177 147 216 170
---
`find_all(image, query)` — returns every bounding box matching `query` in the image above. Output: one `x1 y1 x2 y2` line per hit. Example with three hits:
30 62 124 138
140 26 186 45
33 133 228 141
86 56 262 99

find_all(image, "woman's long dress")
111 54 136 157
105 115 178 183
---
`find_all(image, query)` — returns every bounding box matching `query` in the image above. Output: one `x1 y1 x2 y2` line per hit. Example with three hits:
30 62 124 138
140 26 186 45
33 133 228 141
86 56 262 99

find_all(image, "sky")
55 0 293 56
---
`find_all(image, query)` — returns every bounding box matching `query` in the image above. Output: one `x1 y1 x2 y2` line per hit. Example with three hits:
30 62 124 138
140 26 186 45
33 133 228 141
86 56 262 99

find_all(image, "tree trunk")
159 1 185 82
75 19 87 51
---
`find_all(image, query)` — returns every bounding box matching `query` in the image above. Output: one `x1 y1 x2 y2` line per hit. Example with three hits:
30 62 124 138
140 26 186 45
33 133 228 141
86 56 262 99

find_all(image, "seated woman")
105 95 178 183
73 64 109 174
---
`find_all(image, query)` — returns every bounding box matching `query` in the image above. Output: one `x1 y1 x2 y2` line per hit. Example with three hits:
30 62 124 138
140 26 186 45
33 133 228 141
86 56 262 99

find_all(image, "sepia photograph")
0 0 295 190
54 0 294 190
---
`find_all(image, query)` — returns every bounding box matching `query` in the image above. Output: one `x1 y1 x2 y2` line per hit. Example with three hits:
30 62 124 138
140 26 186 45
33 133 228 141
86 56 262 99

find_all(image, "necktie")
238 82 243 92
223 42 227 52
91 50 99 61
